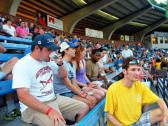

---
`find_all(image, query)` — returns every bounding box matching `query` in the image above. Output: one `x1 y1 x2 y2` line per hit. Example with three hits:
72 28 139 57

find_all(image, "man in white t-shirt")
12 34 88 126
3 19 16 37
121 45 133 59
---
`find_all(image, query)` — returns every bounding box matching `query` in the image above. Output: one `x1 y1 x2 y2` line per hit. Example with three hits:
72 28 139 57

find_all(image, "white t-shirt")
12 54 55 112
3 24 16 36
121 49 133 59
100 54 108 64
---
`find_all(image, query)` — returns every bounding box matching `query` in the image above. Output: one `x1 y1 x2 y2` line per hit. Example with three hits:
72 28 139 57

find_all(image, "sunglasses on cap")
128 59 140 65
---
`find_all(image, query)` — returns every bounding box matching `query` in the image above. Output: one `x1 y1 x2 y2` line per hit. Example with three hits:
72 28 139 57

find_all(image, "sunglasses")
128 59 140 65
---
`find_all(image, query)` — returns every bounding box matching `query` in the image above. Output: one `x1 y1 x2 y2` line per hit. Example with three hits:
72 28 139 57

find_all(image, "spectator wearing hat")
12 34 88 126
113 52 123 73
51 41 97 109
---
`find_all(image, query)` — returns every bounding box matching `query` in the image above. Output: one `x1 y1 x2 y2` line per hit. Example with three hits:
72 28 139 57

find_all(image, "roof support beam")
0 0 21 15
61 0 117 33
101 7 152 40
135 18 168 42
9 0 22 16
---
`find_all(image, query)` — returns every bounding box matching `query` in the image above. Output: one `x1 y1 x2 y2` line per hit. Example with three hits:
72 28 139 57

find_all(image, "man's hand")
164 111 168 126
48 109 66 126
85 95 97 108
88 83 97 88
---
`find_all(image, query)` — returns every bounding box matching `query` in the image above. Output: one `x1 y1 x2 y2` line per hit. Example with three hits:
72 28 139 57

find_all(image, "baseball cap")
60 42 79 52
45 32 56 38
32 33 59 51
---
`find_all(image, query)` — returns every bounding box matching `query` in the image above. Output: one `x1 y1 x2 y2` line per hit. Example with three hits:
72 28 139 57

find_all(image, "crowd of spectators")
0 14 168 125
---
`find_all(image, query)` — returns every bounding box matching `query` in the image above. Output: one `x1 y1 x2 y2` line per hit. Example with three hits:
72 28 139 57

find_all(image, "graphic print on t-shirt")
35 66 54 97
40 74 53 91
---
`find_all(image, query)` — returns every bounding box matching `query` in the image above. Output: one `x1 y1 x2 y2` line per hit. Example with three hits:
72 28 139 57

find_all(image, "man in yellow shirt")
104 58 168 126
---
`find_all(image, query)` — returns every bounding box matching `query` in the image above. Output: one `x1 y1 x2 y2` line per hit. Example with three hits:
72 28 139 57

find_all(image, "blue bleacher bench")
0 35 32 43
75 98 106 126
0 42 30 50
0 35 32 96
0 80 15 95
0 53 23 62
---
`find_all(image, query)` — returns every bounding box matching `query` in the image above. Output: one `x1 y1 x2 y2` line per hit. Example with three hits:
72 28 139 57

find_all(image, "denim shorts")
132 111 151 126
61 92 76 98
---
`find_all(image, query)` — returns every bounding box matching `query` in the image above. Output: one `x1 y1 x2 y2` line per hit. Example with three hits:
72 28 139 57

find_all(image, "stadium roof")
14 0 168 41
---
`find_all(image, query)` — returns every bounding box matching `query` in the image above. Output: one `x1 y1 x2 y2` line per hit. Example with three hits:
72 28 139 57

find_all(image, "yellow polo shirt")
104 80 159 126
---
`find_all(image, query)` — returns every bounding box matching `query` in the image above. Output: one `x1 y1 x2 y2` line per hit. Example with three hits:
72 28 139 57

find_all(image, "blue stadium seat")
0 80 15 95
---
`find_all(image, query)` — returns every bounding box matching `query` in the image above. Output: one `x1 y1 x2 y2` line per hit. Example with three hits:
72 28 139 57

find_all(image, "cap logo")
47 38 54 43
38 41 42 45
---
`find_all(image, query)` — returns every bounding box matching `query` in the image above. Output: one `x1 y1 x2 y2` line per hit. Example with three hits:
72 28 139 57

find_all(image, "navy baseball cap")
45 32 56 38
60 42 79 52
32 33 60 51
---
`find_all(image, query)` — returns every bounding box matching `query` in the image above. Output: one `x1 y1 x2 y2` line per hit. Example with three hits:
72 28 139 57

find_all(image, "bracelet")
45 107 53 115
79 91 87 98
57 62 63 66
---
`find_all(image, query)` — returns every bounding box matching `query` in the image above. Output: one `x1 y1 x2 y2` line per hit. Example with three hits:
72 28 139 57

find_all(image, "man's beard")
92 58 98 63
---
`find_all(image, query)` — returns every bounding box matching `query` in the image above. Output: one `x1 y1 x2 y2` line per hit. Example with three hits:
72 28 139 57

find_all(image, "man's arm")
86 61 93 81
17 88 66 125
156 98 168 119
107 113 122 126
57 65 67 79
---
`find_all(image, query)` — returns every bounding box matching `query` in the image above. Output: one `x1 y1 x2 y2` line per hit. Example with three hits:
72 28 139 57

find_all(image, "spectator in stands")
29 22 35 35
16 21 32 39
0 14 5 23
138 59 153 89
12 34 88 126
113 52 123 72
24 22 30 33
63 37 70 43
121 44 133 59
0 14 4 31
2 18 16 37
161 56 168 71
95 43 101 49
85 44 92 60
86 49 109 88
104 57 168 126
37 12 46 26
98 48 113 73
15 18 22 27
32 26 45 40
71 35 79 43
51 42 97 109
54 35 61 46
0 44 19 120
155 58 161 70
110 50 117 61
72 46 106 102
